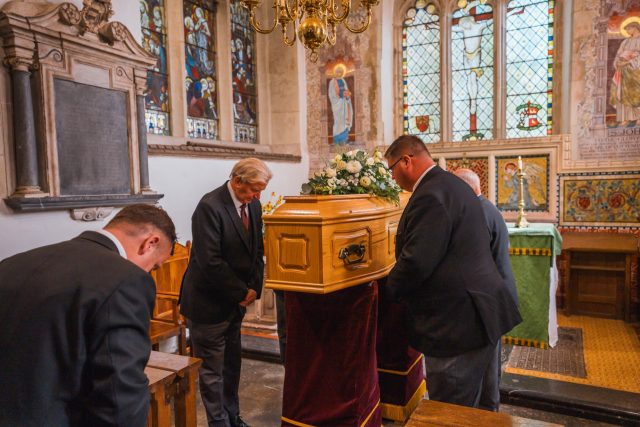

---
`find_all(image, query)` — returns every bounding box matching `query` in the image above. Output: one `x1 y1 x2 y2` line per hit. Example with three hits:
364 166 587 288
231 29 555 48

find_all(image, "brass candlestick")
515 156 529 228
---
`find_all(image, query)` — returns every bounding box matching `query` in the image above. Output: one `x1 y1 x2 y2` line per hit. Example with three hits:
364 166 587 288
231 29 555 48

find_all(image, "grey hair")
230 158 273 184
454 168 481 195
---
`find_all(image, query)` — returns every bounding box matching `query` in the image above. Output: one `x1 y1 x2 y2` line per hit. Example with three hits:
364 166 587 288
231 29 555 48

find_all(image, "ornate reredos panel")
0 1 161 213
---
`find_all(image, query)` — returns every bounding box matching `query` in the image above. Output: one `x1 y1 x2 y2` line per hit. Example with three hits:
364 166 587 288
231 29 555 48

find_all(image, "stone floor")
189 358 621 427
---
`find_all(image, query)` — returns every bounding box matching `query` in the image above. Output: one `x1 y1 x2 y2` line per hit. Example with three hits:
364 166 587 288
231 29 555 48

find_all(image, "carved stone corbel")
71 207 114 221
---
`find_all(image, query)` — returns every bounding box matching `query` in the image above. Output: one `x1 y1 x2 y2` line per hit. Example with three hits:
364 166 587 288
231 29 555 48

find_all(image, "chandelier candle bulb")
518 155 523 171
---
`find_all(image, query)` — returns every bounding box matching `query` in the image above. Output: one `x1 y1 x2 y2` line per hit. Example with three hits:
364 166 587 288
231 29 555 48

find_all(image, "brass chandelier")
240 0 380 62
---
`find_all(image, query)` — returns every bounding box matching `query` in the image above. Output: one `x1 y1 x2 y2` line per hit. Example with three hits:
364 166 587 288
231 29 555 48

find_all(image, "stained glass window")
402 1 441 143
184 0 218 140
451 3 494 141
140 0 170 135
506 0 554 138
230 0 258 143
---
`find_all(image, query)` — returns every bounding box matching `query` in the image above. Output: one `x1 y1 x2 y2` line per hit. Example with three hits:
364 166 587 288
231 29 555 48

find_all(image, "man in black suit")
455 168 519 411
180 158 272 427
383 135 521 409
0 204 176 427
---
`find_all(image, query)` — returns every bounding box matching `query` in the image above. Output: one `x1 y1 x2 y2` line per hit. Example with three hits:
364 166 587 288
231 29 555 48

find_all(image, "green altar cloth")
505 223 562 349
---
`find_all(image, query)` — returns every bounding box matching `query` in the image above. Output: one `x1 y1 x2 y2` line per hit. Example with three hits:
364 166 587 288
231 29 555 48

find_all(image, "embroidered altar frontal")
281 283 381 427
505 224 562 349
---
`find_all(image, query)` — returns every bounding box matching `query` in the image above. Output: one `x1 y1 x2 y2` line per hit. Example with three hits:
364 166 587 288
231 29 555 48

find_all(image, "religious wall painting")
140 0 170 135
496 155 549 212
325 58 356 145
575 2 640 161
560 173 640 227
606 7 640 129
403 0 441 143
184 0 218 140
446 157 489 196
451 1 494 141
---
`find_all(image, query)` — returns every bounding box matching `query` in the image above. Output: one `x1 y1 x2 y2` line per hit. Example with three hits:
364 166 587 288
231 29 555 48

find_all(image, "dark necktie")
240 203 249 231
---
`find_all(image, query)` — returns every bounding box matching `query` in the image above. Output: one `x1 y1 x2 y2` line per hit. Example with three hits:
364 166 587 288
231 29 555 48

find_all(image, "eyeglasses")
388 154 413 171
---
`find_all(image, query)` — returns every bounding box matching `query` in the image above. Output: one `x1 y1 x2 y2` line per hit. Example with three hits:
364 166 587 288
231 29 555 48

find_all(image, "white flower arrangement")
301 150 401 204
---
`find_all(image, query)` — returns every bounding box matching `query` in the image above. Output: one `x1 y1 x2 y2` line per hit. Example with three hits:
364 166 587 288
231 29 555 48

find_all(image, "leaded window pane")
402 1 441 143
184 1 219 140
506 0 554 138
140 0 171 135
451 3 494 141
230 0 258 143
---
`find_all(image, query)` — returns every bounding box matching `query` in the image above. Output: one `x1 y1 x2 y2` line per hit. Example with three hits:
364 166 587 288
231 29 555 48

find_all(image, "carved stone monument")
0 0 162 213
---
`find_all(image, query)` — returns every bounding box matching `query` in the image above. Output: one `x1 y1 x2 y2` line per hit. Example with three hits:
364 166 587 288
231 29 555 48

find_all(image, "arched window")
401 0 554 142
402 2 441 143
140 0 171 136
230 0 258 143
506 0 554 137
451 2 494 141
184 0 219 140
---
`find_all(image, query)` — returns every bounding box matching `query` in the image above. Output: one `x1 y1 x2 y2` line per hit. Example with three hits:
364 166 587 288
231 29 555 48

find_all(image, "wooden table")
145 367 176 427
406 400 562 427
146 351 202 427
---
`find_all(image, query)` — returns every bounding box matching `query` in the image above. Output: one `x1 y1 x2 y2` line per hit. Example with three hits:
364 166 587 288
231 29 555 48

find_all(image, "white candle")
518 156 523 171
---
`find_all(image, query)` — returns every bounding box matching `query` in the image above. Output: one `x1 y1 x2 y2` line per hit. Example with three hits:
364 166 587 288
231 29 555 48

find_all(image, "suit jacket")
387 166 521 357
0 231 155 427
180 182 264 324
479 195 519 306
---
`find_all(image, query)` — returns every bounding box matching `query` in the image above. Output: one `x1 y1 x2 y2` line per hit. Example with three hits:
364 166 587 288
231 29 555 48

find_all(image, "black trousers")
424 340 500 410
187 309 244 427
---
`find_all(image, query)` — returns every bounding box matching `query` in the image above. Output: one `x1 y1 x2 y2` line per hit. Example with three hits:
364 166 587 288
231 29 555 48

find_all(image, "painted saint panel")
325 58 355 145
402 1 441 143
140 0 170 135
506 0 554 138
230 0 258 143
496 155 549 212
451 1 494 141
184 0 218 140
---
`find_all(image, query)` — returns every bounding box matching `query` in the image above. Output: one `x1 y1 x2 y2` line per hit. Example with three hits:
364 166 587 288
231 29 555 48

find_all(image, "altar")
505 223 563 349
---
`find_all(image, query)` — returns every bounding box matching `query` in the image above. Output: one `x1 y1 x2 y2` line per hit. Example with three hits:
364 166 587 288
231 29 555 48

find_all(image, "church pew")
406 399 562 427
147 351 202 427
145 367 175 427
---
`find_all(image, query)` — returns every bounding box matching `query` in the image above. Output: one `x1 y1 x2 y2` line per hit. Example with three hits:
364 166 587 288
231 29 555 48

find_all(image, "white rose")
336 160 347 170
366 157 375 166
346 160 363 174
378 167 387 175
325 168 337 178
360 176 372 187
347 150 355 157
334 154 342 162
327 177 337 188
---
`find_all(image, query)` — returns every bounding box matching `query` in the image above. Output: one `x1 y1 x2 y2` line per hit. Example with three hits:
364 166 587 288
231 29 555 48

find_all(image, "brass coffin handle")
338 243 367 267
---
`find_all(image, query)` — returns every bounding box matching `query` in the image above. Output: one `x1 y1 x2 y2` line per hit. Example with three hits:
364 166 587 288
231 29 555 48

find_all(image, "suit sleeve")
387 193 452 300
250 204 265 299
82 272 155 427
191 201 249 303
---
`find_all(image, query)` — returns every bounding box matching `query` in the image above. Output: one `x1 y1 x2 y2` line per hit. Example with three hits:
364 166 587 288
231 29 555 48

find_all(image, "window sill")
148 143 302 163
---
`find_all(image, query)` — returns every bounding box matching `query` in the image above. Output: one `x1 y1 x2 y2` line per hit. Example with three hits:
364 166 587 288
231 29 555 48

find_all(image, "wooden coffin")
264 193 408 294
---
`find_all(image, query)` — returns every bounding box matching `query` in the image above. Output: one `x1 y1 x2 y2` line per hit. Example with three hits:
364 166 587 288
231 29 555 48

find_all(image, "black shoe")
231 415 250 427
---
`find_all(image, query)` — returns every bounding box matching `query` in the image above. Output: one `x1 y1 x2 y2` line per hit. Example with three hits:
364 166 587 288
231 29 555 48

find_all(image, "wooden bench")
149 241 191 354
406 399 562 427
145 367 176 427
147 351 202 427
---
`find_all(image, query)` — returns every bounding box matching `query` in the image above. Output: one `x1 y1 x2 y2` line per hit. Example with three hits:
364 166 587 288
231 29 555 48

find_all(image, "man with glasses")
383 135 521 410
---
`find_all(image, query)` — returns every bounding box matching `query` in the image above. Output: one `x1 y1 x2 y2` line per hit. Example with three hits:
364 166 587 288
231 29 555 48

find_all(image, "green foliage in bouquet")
301 150 401 205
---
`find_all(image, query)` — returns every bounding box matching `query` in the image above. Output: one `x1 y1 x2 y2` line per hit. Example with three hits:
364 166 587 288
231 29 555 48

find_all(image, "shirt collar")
96 229 127 259
227 181 244 208
412 164 437 192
